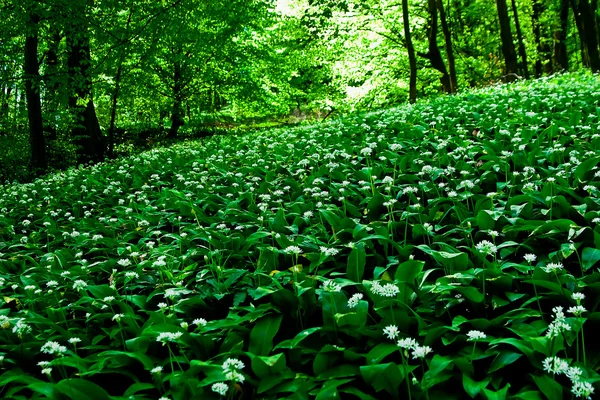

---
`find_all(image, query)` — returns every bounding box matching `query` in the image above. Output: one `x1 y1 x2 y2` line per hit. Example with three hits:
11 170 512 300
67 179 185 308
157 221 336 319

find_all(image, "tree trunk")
422 0 451 93
168 60 184 138
569 0 591 67
44 30 62 140
553 0 570 70
496 0 519 80
511 0 529 78
402 0 417 103
66 1 105 164
437 0 458 92
24 10 47 175
578 0 600 71
107 8 134 159
592 0 600 46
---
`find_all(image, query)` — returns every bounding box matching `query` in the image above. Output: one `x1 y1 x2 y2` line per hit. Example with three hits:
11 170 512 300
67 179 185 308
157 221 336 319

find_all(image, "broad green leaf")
347 243 366 282
249 314 282 356
582 247 600 271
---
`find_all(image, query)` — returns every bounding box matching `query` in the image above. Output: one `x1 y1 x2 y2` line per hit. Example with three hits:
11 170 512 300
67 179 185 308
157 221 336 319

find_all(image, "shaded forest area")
1 0 599 181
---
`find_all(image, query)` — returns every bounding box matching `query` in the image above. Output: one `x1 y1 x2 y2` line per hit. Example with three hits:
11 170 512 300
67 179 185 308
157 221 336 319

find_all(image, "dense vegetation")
2 0 600 180
0 72 599 399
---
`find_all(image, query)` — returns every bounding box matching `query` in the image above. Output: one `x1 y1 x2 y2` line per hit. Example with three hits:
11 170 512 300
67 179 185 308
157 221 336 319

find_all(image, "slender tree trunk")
532 0 544 75
24 10 47 175
66 0 105 164
511 0 529 78
578 0 600 71
437 0 458 92
554 0 570 70
107 8 134 159
496 0 519 80
168 60 184 138
0 87 11 131
402 0 417 103
108 64 122 159
44 30 61 140
420 0 451 92
569 0 591 66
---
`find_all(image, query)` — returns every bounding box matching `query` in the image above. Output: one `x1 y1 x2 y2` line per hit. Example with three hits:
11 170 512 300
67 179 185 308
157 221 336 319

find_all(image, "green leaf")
365 343 398 365
488 351 522 373
462 373 491 398
360 363 402 395
249 314 282 356
394 259 424 283
54 379 111 400
347 243 366 282
482 383 510 400
581 247 600 271
531 374 562 400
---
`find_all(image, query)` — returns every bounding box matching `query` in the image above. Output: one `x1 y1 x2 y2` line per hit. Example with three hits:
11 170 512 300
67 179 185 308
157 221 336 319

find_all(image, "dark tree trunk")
437 0 458 92
107 9 134 159
0 87 11 128
24 11 47 175
168 60 184 138
496 0 519 80
420 0 451 93
66 0 104 164
554 0 570 70
402 0 417 103
578 0 600 71
44 30 62 140
532 0 544 75
569 0 591 67
593 0 600 46
511 0 529 78
107 64 122 159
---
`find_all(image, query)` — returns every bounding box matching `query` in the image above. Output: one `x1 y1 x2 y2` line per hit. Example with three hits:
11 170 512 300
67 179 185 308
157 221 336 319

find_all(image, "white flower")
572 293 585 302
212 382 229 396
397 337 418 350
68 337 81 344
475 240 497 256
156 331 183 345
157 302 168 310
103 296 115 303
193 318 207 326
543 262 564 273
371 281 400 297
523 254 537 263
112 313 124 321
117 259 131 267
321 280 342 293
568 305 587 316
151 366 163 374
411 345 433 359
466 330 486 341
319 246 340 257
222 358 245 371
383 325 399 340
46 280 58 288
41 368 52 375
73 280 87 291
41 341 67 355
572 380 594 398
284 246 302 254
347 293 363 308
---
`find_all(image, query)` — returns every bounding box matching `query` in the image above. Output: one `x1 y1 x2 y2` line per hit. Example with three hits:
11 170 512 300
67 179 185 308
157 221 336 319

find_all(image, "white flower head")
347 293 363 308
212 382 229 396
466 330 487 341
383 325 399 340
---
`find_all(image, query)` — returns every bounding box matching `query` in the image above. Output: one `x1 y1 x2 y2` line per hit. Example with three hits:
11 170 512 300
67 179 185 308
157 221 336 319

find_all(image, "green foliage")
0 73 599 398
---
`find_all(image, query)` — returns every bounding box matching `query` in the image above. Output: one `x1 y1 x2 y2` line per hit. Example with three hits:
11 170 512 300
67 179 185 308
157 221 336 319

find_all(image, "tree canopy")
1 0 599 179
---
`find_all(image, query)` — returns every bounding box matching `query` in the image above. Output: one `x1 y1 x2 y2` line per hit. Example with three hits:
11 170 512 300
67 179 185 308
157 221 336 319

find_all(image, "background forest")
0 0 598 181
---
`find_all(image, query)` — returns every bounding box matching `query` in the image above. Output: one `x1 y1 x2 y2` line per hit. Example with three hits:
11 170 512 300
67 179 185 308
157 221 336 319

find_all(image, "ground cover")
1 72 600 399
